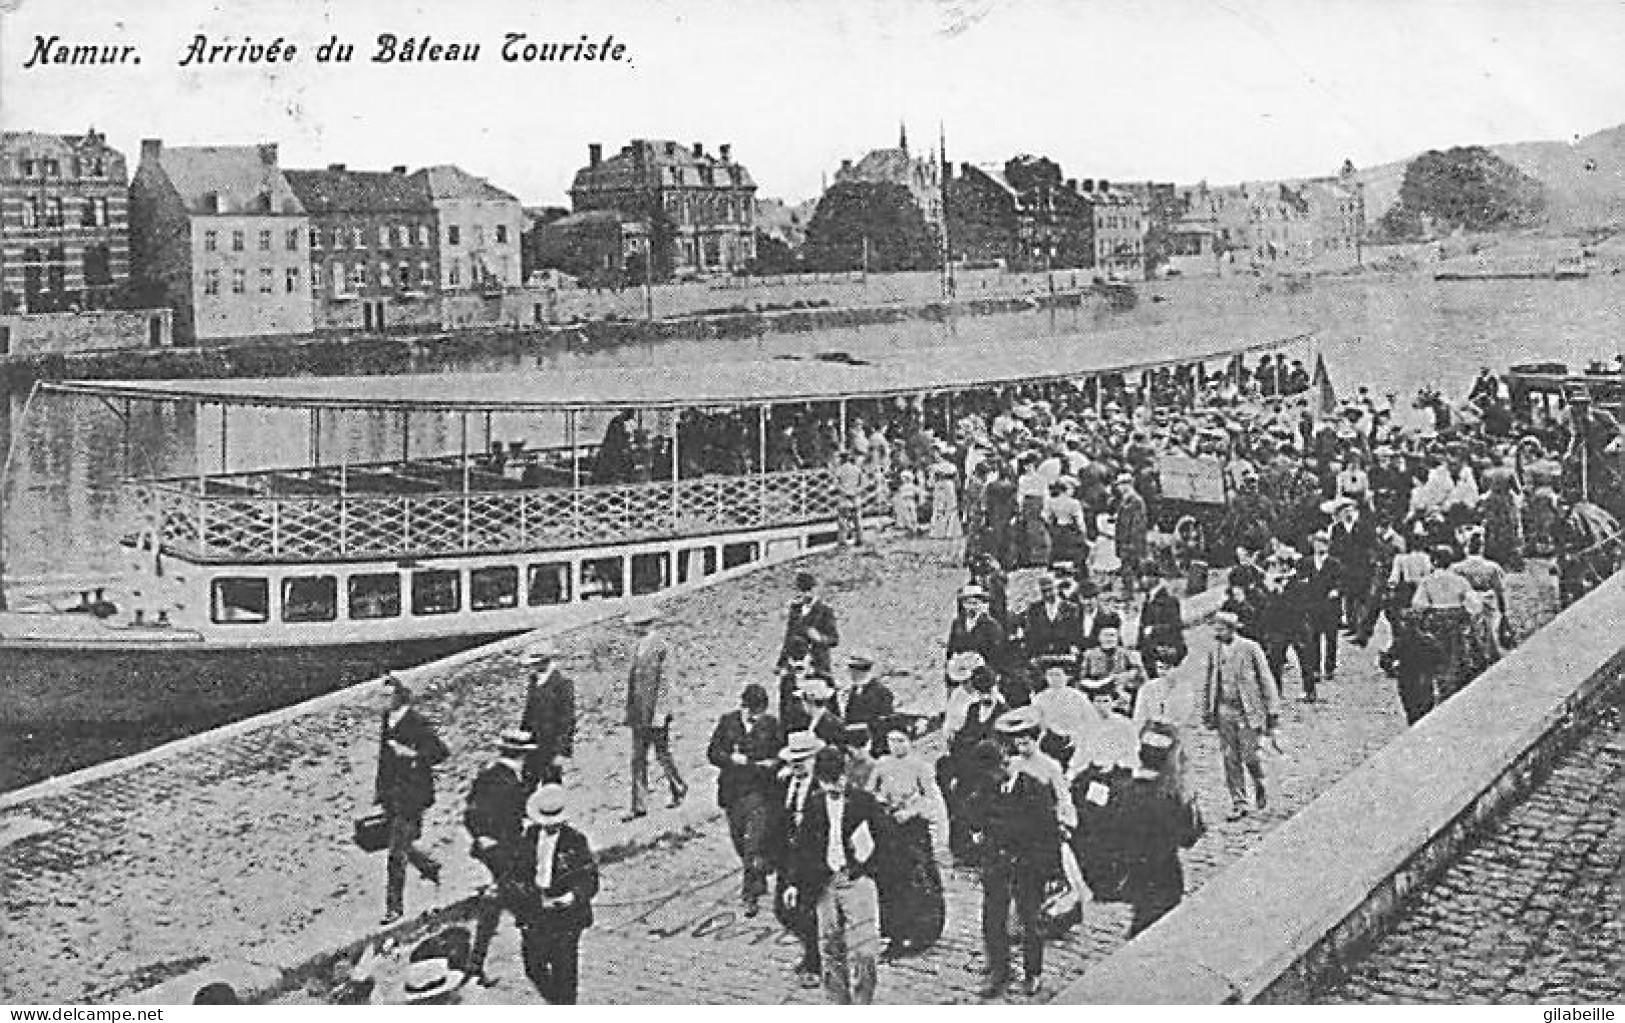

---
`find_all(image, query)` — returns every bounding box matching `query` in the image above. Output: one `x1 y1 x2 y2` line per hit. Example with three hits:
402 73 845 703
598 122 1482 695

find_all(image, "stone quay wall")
1059 572 1625 1005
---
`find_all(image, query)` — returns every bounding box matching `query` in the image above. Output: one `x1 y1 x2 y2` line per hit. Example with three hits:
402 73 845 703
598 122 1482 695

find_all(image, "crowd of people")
328 354 1592 1005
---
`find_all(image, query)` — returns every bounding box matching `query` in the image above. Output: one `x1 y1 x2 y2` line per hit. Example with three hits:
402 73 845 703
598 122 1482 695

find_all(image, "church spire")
899 120 908 154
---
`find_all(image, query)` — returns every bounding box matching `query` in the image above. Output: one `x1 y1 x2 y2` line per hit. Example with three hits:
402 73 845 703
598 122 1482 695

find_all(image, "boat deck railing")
133 465 885 564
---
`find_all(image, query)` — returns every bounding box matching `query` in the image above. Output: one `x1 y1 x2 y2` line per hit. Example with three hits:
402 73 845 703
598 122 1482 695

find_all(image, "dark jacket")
1137 587 1186 664
1295 554 1343 624
508 823 599 932
971 770 1059 870
779 596 841 675
784 786 887 904
1329 517 1377 588
463 759 530 873
1018 598 1083 662
706 710 784 808
374 707 449 817
947 613 1013 677
841 680 896 754
520 668 576 766
1115 775 1201 906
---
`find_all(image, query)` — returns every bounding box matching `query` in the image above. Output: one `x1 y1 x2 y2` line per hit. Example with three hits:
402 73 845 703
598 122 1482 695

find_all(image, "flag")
1310 352 1337 424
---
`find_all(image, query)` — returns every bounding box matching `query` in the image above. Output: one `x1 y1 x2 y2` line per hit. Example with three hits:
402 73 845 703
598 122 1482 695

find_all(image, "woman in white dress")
927 451 962 541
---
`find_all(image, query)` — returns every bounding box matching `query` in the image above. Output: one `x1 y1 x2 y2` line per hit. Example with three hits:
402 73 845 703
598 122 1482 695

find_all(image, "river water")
7 272 1624 583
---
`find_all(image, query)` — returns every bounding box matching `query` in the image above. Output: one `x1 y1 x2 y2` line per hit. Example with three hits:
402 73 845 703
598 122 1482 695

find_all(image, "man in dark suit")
782 747 886 1004
1327 498 1377 643
778 571 840 677
518 640 574 786
375 674 449 924
838 651 895 756
463 729 537 986
706 684 783 918
1136 564 1187 678
947 584 1016 699
773 731 826 987
510 785 600 1004
1017 573 1083 664
1074 579 1109 653
1294 530 1342 700
1116 732 1203 937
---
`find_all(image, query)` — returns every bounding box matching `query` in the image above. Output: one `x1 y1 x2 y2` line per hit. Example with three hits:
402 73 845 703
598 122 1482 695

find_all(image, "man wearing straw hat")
462 728 539 987
518 638 574 786
625 603 688 819
1202 610 1282 821
511 784 599 1004
773 731 828 987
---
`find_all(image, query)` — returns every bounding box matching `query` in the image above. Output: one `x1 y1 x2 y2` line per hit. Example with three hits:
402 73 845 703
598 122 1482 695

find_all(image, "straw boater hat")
526 784 569 825
497 728 539 756
797 676 834 702
994 706 1043 736
1213 610 1240 628
779 731 825 763
402 958 466 1004
846 650 875 671
958 583 988 602
518 638 557 666
946 651 986 684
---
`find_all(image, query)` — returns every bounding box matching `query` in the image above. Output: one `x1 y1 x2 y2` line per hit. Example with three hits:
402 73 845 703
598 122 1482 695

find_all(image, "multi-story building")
833 125 944 228
129 140 313 343
0 129 129 313
411 164 523 293
1079 180 1148 280
569 140 756 280
284 165 440 334
1202 168 1363 270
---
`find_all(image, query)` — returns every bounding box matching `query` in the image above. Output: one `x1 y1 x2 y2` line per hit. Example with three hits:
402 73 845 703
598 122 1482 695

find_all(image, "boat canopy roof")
45 330 1311 414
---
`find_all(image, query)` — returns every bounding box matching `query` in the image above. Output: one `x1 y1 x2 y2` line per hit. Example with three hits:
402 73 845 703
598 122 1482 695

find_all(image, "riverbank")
0 282 1105 386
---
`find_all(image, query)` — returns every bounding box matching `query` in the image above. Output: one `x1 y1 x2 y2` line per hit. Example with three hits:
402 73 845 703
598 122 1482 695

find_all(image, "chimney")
1066 178 1077 191
1082 179 1094 193
719 144 731 163
664 141 677 156
692 142 704 158
588 143 602 166
841 159 853 172
327 163 346 172
141 138 162 163
391 164 407 175
257 142 277 167
1099 178 1111 193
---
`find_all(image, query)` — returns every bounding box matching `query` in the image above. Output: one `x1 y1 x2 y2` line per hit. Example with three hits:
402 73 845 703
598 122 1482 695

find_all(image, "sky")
3 0 1625 206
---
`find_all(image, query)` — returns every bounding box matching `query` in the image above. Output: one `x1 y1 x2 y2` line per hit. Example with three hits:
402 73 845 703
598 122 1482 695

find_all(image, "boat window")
676 546 717 584
527 562 572 606
580 556 625 601
412 569 462 616
282 575 338 623
211 577 269 624
722 542 759 570
630 552 671 596
470 566 520 611
766 538 801 560
807 531 839 549
349 573 401 620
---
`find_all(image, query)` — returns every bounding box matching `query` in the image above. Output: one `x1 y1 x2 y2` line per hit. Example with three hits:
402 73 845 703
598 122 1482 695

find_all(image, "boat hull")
0 630 523 792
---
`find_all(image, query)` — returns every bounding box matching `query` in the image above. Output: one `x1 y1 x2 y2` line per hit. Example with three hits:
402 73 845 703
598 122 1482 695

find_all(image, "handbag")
353 810 391 853
1496 617 1518 650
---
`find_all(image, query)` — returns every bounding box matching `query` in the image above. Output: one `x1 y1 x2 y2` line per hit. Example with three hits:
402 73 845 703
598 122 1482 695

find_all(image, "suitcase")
352 810 391 853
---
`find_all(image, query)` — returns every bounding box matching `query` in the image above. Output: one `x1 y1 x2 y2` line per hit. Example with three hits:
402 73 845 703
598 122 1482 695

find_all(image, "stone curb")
126 570 1225 1004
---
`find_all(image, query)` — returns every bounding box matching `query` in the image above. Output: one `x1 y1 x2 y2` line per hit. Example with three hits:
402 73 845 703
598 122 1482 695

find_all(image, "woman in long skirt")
892 470 924 535
928 454 963 541
868 728 947 957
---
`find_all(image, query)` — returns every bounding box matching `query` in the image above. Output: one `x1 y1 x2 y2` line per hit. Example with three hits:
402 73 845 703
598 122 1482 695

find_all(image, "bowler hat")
795 571 817 592
846 650 875 670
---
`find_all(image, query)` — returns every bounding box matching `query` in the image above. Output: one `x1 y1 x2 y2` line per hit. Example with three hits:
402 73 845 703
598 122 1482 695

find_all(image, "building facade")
285 165 441 333
1201 169 1364 270
947 162 1146 276
833 125 944 228
569 140 756 280
411 164 523 293
1080 180 1148 279
129 141 313 343
0 129 129 314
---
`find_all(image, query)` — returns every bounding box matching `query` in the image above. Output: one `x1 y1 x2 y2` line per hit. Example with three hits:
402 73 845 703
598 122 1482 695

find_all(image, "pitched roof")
152 144 304 216
411 164 518 204
571 140 755 194
284 168 433 215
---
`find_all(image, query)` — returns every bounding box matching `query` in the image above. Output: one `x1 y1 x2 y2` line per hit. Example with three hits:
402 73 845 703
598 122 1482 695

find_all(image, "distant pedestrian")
374 674 448 925
463 729 538 986
928 448 963 543
783 746 885 1004
1114 473 1149 595
1201 611 1282 821
518 640 575 786
892 469 924 535
624 604 687 820
512 785 599 1005
839 650 895 755
778 571 841 677
868 726 947 957
706 683 784 918
1115 731 1202 936
835 449 866 546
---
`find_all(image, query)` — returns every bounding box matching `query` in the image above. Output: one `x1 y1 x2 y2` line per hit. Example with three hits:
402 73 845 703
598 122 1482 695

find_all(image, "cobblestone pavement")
276 569 1561 1005
1318 691 1625 1005
0 529 1559 1005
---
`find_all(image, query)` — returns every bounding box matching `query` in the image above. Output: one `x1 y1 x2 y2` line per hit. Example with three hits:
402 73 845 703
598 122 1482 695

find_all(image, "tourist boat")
0 331 1312 731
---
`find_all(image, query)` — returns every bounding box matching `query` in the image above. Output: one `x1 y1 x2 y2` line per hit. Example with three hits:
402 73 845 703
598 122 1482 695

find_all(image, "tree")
802 182 940 272
1389 146 1545 237
748 231 798 275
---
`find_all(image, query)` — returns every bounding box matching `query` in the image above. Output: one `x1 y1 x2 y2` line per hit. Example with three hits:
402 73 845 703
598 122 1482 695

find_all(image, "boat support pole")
669 408 680 522
460 411 471 551
0 379 45 612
